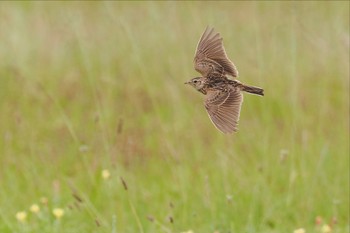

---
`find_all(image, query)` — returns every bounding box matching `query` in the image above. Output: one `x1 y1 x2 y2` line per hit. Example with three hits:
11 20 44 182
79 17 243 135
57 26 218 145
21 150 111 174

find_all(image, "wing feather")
204 88 243 133
194 27 238 78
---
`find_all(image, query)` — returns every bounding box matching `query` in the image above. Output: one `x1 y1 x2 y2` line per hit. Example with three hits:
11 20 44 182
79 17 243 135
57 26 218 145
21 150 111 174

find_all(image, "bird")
185 27 264 134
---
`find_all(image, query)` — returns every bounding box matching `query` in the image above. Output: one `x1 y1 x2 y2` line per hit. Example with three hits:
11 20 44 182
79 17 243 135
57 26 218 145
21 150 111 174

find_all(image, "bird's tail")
241 84 264 96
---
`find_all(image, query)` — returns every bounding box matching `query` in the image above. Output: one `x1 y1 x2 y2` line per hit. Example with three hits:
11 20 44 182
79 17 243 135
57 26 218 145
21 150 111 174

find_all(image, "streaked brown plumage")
185 27 264 134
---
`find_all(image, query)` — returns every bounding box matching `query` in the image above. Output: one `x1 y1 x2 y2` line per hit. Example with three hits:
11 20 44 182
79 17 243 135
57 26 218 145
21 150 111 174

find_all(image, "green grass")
0 1 349 233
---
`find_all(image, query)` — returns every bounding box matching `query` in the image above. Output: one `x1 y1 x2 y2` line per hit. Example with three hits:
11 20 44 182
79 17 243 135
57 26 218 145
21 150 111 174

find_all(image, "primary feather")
194 27 238 78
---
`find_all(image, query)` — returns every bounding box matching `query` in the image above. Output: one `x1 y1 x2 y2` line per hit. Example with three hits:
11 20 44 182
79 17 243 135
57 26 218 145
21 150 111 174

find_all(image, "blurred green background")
0 1 348 233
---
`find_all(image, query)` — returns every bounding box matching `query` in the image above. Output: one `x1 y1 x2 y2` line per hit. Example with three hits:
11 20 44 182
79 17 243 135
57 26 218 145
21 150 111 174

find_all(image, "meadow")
0 2 349 233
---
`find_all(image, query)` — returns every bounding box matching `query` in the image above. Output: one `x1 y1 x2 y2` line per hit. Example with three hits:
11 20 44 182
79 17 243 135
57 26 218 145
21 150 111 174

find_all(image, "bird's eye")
194 80 198 83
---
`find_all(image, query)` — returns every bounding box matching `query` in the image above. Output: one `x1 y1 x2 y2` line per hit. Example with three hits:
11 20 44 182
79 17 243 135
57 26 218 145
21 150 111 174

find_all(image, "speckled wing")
194 27 238 78
204 87 243 133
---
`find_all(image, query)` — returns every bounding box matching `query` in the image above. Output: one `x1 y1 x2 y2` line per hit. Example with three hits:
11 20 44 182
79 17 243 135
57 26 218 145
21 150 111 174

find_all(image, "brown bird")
185 27 264 134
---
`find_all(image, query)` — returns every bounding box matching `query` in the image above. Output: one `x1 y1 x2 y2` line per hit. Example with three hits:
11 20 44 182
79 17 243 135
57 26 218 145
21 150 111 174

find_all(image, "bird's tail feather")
242 84 264 96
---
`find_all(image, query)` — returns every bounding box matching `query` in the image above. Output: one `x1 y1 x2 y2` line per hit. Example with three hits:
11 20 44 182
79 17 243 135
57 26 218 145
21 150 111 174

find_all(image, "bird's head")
184 77 206 91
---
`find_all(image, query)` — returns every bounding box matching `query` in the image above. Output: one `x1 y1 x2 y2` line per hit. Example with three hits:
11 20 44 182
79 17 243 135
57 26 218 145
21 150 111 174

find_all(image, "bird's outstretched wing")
194 27 238 78
204 87 243 133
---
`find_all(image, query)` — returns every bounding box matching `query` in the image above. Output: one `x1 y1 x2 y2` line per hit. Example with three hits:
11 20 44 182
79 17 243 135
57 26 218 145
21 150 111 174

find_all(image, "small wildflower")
30 204 40 214
102 169 111 179
321 224 332 233
52 208 64 219
331 216 337 226
293 228 305 233
315 216 323 225
40 197 48 205
16 211 27 223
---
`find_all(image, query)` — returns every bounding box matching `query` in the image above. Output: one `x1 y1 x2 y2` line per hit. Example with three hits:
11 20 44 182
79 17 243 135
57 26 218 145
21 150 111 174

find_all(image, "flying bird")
185 27 264 134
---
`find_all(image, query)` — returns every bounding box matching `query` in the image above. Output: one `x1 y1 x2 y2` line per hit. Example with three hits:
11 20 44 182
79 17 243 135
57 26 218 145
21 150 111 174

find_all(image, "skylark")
185 27 264 134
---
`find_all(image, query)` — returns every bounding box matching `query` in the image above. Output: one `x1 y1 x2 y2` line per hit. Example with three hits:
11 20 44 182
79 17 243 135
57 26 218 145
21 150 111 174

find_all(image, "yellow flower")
102 169 111 179
52 208 64 219
293 228 305 233
321 224 332 233
30 204 40 214
15 211 27 222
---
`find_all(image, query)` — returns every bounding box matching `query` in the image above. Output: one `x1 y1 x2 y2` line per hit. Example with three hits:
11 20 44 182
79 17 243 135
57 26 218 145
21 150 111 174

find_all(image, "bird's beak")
184 81 189 84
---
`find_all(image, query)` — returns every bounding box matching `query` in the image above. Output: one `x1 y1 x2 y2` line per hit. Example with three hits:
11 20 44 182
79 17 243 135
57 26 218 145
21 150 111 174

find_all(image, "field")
0 2 349 233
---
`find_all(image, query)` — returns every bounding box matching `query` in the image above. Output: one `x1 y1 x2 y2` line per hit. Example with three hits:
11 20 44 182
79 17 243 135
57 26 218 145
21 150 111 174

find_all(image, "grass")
0 1 349 233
